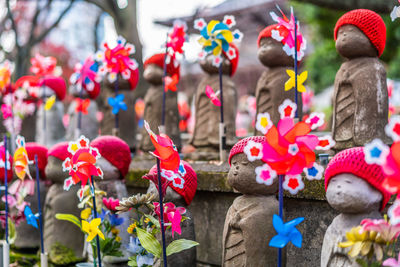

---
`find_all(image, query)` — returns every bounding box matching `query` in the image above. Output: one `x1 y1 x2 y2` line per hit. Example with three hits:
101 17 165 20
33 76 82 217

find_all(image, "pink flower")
153 202 186 226
103 197 120 212
168 210 183 237
205 85 221 107
383 253 400 267
1 104 12 119
361 218 400 242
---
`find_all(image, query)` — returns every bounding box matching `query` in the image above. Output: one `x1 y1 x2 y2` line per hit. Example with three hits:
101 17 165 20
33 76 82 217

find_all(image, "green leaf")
55 213 81 229
136 227 162 258
128 256 138 267
145 214 160 228
8 219 16 244
166 239 199 256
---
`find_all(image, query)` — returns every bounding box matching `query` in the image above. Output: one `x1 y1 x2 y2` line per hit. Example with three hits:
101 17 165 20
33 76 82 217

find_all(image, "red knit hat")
47 142 71 161
39 76 66 101
85 82 101 100
334 9 386 57
257 24 279 47
0 145 13 183
149 160 197 205
144 53 180 79
91 136 131 178
325 147 391 210
223 43 239 77
229 136 266 165
26 142 48 179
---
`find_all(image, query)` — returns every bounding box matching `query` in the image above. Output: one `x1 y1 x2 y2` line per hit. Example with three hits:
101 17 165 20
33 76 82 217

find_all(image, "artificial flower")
364 139 389 165
82 218 105 242
81 208 92 220
255 164 277 186
1 104 12 120
13 135 33 180
75 98 90 115
126 237 154 267
269 214 304 248
316 135 336 150
278 99 297 119
44 95 56 111
127 222 137 234
379 141 400 194
302 90 313 113
164 74 179 92
153 202 186 226
383 253 400 267
168 209 183 237
244 140 264 162
386 115 400 142
361 218 400 243
283 175 304 194
77 186 106 209
285 70 308 93
103 197 120 212
304 163 324 181
205 85 221 106
24 206 38 229
142 173 171 199
111 227 119 235
305 112 325 130
255 112 273 134
108 94 127 114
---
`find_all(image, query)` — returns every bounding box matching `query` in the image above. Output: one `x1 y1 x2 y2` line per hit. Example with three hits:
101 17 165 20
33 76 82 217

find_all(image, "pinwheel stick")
114 75 120 136
278 174 284 267
218 64 227 162
35 155 48 267
77 82 84 136
90 176 102 267
293 16 302 120
3 135 9 267
161 33 169 134
156 159 168 267
42 88 47 143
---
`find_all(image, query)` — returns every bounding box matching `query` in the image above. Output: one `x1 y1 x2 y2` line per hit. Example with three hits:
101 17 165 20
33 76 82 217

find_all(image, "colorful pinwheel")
0 61 12 93
205 85 221 106
13 136 33 180
30 53 58 77
166 20 187 62
70 56 101 92
24 206 38 229
108 94 127 114
194 15 242 66
75 98 90 115
164 74 179 92
269 214 304 248
62 136 103 199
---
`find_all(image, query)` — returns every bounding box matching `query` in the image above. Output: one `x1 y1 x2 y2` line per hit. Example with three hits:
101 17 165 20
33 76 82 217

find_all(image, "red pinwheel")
167 21 186 60
75 98 90 115
164 74 179 92
30 53 57 77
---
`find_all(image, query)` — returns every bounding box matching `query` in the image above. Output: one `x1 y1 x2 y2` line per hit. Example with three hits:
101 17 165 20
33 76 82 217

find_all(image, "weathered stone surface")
332 25 389 150
36 101 66 147
66 99 99 141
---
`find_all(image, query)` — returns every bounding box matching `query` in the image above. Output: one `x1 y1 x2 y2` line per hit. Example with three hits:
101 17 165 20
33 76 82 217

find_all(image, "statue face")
228 153 278 195
336 25 378 59
199 54 232 75
143 64 163 85
44 156 69 183
69 85 89 98
326 173 382 213
258 38 293 67
96 157 120 180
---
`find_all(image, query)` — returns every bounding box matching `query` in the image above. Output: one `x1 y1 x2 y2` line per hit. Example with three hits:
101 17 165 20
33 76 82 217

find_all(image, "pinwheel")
285 70 308 93
108 94 127 114
24 206 39 229
0 61 12 92
269 214 304 248
205 85 221 106
164 74 179 92
166 21 187 60
13 136 33 180
70 56 101 92
75 98 90 115
30 53 58 77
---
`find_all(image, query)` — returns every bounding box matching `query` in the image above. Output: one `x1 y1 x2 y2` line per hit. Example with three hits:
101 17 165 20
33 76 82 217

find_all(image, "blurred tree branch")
294 0 393 13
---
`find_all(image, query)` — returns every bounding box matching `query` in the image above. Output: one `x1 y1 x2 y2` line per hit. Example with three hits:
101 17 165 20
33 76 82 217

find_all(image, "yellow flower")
338 226 385 261
111 227 119 235
81 208 92 220
144 218 150 224
82 218 105 242
127 223 137 234
115 236 121 242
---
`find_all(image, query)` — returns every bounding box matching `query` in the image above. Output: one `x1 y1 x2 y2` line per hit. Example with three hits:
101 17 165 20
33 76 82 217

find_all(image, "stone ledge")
126 160 327 201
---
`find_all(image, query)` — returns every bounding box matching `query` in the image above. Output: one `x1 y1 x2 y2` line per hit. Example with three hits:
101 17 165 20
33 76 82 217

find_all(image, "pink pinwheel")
167 21 186 56
30 53 57 77
103 197 120 212
384 253 400 267
205 85 221 106
70 56 100 92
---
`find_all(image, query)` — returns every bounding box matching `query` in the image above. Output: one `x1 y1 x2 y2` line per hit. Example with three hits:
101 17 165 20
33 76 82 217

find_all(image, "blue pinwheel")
108 93 127 114
269 214 304 248
24 206 39 229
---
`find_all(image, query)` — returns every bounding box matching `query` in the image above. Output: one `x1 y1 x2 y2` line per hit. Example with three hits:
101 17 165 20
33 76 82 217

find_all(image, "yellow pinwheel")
285 70 308 93
82 218 105 242
198 20 234 56
44 95 56 111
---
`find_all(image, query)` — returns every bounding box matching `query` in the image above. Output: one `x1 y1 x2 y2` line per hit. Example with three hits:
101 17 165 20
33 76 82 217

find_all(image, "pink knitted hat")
229 136 266 165
91 136 131 178
325 147 391 210
149 160 197 205
26 142 48 179
47 142 71 161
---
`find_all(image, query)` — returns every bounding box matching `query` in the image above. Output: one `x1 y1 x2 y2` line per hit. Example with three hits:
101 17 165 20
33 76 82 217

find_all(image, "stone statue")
146 160 197 267
139 53 181 152
43 142 85 262
36 76 66 147
222 136 280 267
66 82 100 141
255 24 300 129
332 9 389 150
321 147 390 267
189 44 238 156
14 143 48 250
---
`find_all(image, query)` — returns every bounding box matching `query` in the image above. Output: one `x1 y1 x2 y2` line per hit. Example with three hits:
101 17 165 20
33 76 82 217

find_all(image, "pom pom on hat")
149 160 197 205
223 43 239 77
229 136 266 165
325 147 391 210
47 142 71 161
334 9 386 57
144 53 180 79
26 142 48 179
257 24 279 47
39 76 66 101
0 145 13 183
91 136 131 178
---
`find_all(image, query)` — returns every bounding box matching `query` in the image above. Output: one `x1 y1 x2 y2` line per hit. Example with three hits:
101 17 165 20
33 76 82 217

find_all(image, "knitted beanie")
91 136 131 178
39 76 66 101
325 147 391 210
144 53 180 79
334 9 386 57
149 160 197 205
222 43 239 77
257 24 279 47
229 136 267 165
47 142 71 161
85 81 101 100
0 145 13 183
26 142 48 179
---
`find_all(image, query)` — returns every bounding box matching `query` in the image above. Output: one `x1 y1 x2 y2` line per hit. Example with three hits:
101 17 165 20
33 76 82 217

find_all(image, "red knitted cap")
325 147 391 210
149 160 197 205
47 142 71 161
91 136 131 178
85 81 101 100
26 142 48 180
257 24 279 47
229 136 266 165
0 145 13 183
144 53 180 79
334 9 386 57
39 76 66 101
223 43 239 77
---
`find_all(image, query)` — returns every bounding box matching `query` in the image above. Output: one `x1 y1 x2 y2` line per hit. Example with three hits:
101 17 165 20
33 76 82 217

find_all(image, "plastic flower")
283 175 304 194
244 140 264 162
316 135 336 150
103 197 120 212
305 112 325 130
153 202 186 226
144 121 180 171
13 135 33 180
168 209 183 237
30 53 58 77
81 208 92 220
383 253 400 267
127 237 154 267
304 163 324 181
255 164 277 186
285 70 308 93
386 115 400 142
278 99 297 119
205 85 221 107
62 136 103 194
82 218 105 242
269 214 304 248
75 98 90 115
255 113 273 134
24 206 38 229
108 94 127 114
70 56 100 92
127 222 137 234
361 218 400 243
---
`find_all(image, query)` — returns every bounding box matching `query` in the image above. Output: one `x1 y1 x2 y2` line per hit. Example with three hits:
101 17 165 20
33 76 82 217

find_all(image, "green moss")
49 242 84 266
125 169 150 188
10 250 38 267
